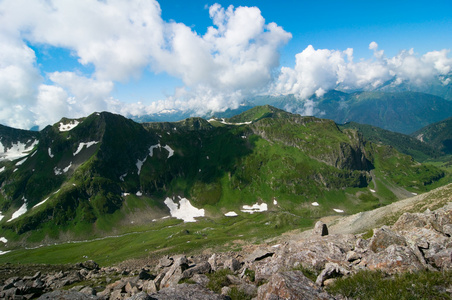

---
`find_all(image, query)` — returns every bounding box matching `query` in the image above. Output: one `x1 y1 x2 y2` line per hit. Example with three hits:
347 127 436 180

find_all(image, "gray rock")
149 283 228 299
181 261 211 279
191 274 209 287
37 290 98 299
224 258 241 273
364 245 425 274
245 248 274 263
159 256 189 288
257 271 331 300
315 262 349 286
157 256 174 269
126 291 152 300
368 226 406 253
313 221 329 236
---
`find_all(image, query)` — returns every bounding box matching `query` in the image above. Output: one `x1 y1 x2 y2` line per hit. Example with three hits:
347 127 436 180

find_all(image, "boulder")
37 290 99 299
159 256 189 288
368 226 406 253
257 271 331 300
313 221 329 236
148 283 228 299
181 261 211 279
365 245 425 274
315 262 349 286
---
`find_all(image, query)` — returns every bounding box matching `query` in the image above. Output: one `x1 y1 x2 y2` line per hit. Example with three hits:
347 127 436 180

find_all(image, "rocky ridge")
1 190 451 299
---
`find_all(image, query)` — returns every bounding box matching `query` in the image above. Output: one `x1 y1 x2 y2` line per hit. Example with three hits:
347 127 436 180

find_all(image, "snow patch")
63 162 72 173
136 157 147 175
0 166 4 173
73 141 99 156
7 200 27 222
0 251 11 255
0 211 4 221
0 237 7 243
164 197 205 222
163 145 174 158
149 144 174 159
33 197 49 209
122 192 130 197
54 167 63 175
136 191 142 196
241 203 268 214
120 173 127 182
273 199 278 205
0 140 38 161
412 192 418 196
59 120 80 132
333 208 344 213
311 202 320 206
48 148 54 158
225 211 238 217
16 157 27 166
370 189 376 193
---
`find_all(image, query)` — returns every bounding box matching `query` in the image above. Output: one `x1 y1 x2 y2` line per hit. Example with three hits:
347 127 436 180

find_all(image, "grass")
206 268 233 293
326 269 452 300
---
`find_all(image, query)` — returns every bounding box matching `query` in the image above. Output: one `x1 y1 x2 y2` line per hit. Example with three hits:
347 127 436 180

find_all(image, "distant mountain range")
0 106 449 248
131 91 452 135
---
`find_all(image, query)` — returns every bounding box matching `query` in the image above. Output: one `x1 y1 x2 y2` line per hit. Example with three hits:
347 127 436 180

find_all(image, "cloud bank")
0 0 451 129
0 0 290 129
272 43 452 101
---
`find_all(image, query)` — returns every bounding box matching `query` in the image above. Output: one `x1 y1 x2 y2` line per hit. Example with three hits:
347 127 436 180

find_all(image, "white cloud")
0 0 291 128
273 42 452 113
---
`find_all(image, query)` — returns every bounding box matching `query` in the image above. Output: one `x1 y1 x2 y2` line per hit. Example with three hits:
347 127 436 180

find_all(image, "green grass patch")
326 269 452 300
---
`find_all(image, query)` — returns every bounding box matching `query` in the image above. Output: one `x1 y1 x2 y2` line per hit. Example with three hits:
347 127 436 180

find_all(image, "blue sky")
0 0 451 129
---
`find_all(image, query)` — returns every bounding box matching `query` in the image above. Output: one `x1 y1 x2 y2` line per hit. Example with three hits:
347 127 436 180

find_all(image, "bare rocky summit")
1 185 451 299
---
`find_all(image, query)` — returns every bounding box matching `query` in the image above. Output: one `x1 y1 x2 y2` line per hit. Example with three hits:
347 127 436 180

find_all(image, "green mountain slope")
339 122 442 162
249 91 452 134
411 117 452 155
0 107 448 250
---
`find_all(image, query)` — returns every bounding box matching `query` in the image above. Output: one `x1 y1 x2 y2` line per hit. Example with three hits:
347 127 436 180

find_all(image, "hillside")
248 91 452 134
339 122 442 162
412 116 452 155
0 106 448 254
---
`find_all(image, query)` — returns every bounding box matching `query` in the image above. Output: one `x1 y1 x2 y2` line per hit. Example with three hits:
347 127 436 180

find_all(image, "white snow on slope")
208 118 252 126
136 157 147 175
163 145 174 158
15 157 27 166
59 120 80 132
7 200 27 222
164 197 205 222
333 208 344 213
241 203 268 214
0 167 4 173
0 251 11 255
225 211 238 217
312 202 320 206
370 189 376 193
73 141 99 156
48 148 54 158
63 162 72 173
0 140 38 162
0 211 4 221
149 144 161 157
0 237 7 243
33 197 49 209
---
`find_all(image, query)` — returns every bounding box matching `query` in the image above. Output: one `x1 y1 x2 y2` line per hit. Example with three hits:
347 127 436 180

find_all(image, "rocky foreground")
1 201 451 299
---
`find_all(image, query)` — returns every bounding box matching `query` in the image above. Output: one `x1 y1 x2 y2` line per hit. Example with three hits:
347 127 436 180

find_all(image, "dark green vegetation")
326 269 452 300
0 105 449 264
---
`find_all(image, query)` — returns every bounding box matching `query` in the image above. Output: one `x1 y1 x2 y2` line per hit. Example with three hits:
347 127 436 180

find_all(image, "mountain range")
0 105 450 252
133 91 452 135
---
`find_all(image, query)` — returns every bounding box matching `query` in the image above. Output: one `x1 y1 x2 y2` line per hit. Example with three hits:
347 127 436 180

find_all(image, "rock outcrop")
1 203 451 299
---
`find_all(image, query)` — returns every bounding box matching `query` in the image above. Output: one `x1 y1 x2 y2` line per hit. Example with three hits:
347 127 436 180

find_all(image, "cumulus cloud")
0 0 291 128
272 42 452 114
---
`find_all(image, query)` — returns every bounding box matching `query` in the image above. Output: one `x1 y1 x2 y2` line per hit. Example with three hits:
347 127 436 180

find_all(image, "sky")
0 0 451 129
